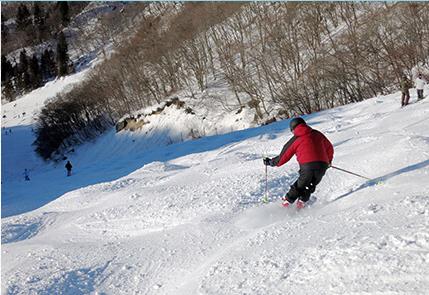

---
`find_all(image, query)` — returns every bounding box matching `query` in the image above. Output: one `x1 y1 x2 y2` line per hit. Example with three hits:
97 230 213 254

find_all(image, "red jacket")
272 124 334 167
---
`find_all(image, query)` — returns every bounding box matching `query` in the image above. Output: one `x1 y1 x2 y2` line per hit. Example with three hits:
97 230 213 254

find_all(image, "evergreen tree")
41 48 57 80
18 50 31 90
56 32 69 76
33 2 42 24
49 49 58 77
10 59 18 78
19 50 29 75
1 55 7 82
16 4 31 31
2 78 16 101
59 2 70 26
33 2 46 42
30 54 42 88
1 15 8 43
22 71 31 91
1 55 13 82
41 50 49 80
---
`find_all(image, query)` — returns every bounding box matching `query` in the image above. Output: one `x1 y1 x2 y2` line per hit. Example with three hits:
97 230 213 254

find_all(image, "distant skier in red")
263 117 334 209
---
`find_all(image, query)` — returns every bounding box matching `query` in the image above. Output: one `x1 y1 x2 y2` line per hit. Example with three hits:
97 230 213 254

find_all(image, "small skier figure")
65 160 73 176
263 117 334 209
400 75 413 107
23 169 30 181
415 73 427 101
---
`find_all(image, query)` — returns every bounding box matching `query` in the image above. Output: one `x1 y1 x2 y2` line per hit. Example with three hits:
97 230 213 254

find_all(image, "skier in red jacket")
263 117 334 209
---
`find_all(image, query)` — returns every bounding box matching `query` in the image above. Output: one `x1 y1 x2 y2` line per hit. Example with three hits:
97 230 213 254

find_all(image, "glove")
263 157 274 166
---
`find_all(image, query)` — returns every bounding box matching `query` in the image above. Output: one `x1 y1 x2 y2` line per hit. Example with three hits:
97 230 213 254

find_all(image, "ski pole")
261 153 269 203
330 165 371 180
264 164 268 202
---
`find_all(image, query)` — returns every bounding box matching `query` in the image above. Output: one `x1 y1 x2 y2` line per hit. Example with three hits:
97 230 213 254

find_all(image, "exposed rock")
116 97 187 133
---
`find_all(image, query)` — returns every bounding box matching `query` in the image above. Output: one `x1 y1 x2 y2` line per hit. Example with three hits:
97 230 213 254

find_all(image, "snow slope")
1 69 90 216
2 88 429 294
1 78 256 218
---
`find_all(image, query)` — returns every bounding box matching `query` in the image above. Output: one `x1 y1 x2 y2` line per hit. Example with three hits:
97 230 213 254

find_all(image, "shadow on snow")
1 111 338 217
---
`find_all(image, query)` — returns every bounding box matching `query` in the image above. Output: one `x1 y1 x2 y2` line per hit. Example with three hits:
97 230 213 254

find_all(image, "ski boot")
281 196 292 208
296 200 305 210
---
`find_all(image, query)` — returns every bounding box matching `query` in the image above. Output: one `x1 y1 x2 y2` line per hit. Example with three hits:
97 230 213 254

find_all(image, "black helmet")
290 117 306 132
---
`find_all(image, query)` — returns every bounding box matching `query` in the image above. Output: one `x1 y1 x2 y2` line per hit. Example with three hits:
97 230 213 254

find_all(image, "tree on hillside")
56 31 69 76
1 15 8 43
16 4 31 31
2 78 16 101
58 2 70 26
17 50 31 91
33 2 47 42
30 54 43 88
21 71 31 92
1 55 16 101
18 50 29 74
41 48 57 80
1 55 13 83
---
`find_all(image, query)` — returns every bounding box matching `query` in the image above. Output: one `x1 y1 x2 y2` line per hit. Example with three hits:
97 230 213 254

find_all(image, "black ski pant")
286 162 328 203
417 89 424 100
401 90 410 106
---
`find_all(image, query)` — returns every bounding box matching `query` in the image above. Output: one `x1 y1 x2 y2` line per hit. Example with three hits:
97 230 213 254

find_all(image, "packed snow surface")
2 86 429 294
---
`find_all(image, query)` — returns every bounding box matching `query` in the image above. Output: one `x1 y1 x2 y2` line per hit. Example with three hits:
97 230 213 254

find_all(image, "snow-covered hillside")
2 81 429 294
1 68 93 216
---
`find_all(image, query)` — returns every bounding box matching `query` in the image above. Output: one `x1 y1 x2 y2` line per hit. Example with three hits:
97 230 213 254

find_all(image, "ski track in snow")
2 89 429 294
